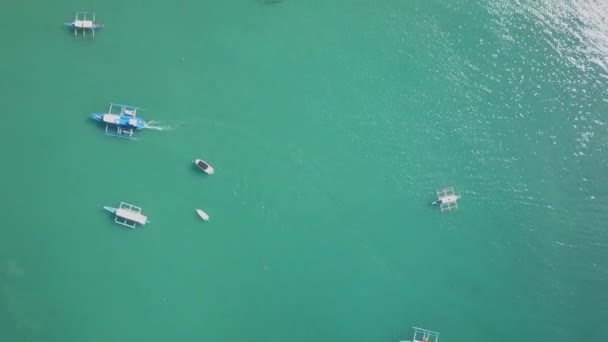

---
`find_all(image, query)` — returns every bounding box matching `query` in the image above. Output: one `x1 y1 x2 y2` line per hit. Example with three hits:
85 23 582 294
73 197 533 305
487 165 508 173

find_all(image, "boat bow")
103 206 117 214
90 113 105 122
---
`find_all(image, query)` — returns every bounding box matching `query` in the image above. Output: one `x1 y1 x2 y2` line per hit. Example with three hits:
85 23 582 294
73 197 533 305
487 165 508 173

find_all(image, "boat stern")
135 118 147 130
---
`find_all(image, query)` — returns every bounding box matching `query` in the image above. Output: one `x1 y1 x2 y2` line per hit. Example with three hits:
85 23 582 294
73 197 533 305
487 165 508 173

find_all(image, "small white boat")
194 159 214 175
196 209 209 221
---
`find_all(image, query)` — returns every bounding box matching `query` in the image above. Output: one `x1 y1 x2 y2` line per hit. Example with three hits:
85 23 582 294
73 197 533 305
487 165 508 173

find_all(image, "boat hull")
194 159 214 175
64 22 103 29
196 209 209 221
90 113 146 130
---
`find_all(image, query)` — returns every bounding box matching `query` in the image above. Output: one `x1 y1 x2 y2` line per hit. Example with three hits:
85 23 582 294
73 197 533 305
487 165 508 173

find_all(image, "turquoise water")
1 0 607 341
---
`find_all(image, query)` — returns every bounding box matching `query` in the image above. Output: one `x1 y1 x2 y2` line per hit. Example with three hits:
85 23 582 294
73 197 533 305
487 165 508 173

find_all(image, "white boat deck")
116 208 147 225
74 20 94 28
440 194 459 203
102 114 121 124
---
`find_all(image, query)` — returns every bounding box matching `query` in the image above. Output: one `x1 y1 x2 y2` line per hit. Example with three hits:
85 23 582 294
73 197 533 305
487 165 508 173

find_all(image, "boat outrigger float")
103 202 149 228
90 103 147 139
64 11 103 39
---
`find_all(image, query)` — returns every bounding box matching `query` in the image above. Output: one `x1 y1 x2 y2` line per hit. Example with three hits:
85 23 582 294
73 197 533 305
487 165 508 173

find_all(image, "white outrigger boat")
64 11 103 39
103 202 149 228
432 186 461 213
196 209 209 221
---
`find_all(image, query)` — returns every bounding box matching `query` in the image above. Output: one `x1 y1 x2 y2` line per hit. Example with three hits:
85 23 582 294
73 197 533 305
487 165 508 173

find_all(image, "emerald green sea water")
1 0 607 341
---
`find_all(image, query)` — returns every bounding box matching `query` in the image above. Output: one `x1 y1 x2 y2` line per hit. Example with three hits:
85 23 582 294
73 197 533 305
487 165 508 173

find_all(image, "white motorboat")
194 159 214 175
196 209 209 221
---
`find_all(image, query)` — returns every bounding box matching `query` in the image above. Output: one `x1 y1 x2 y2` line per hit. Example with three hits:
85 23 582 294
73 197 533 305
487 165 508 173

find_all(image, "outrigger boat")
90 103 147 139
194 159 214 175
399 327 440 342
64 11 103 39
432 186 461 212
103 202 149 228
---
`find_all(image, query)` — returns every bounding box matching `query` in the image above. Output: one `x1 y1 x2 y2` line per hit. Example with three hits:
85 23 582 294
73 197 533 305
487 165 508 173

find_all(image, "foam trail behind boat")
145 121 177 131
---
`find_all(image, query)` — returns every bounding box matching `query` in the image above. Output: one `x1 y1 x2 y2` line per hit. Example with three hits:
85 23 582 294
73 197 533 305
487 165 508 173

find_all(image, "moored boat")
102 202 149 228
64 20 104 29
64 11 103 39
194 159 214 175
196 209 209 221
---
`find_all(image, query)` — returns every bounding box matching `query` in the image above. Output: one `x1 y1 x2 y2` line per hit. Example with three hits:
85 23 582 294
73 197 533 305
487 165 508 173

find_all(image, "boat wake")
145 121 176 131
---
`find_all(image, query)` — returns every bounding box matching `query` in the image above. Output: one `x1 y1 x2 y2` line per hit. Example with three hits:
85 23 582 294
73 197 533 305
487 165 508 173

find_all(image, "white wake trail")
145 121 177 131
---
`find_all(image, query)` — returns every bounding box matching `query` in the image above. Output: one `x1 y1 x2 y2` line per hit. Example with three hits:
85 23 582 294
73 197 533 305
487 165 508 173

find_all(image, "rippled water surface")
0 0 606 341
